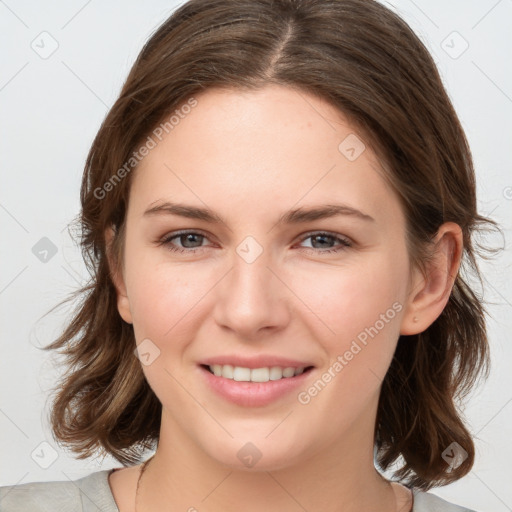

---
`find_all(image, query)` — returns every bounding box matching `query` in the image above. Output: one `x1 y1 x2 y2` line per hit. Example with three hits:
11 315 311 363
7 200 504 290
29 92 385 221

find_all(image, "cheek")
125 258 220 400
292 252 406 350
288 256 407 434
125 241 220 345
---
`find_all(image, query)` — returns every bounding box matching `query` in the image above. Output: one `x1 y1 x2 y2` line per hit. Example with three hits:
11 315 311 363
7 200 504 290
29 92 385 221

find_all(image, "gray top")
0 469 478 512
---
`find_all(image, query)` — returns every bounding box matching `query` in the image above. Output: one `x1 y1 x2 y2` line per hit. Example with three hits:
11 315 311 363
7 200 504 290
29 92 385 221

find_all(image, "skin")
106 85 462 512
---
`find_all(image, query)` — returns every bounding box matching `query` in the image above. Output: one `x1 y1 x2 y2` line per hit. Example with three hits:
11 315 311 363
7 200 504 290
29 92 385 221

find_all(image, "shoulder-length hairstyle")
43 0 501 490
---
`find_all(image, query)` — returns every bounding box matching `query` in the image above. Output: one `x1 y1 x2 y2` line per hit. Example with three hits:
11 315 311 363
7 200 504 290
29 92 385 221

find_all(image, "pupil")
313 234 332 248
182 234 202 248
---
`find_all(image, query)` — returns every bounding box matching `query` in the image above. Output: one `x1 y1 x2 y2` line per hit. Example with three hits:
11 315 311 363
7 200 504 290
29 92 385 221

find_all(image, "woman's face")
114 85 419 470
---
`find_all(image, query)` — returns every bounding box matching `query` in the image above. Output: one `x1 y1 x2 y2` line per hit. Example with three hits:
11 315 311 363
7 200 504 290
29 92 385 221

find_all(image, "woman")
0 0 500 510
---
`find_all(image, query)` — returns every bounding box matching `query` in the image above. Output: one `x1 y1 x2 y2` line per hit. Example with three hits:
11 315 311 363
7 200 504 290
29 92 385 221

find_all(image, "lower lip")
199 365 314 407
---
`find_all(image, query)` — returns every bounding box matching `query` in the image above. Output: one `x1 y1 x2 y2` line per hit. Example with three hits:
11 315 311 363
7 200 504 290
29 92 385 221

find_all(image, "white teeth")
221 364 234 379
269 367 283 380
250 367 270 382
208 364 307 382
282 367 295 378
233 367 251 381
212 364 223 377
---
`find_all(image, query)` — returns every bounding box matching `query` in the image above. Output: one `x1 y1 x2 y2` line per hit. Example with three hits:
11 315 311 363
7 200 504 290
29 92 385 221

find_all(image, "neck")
136 408 400 512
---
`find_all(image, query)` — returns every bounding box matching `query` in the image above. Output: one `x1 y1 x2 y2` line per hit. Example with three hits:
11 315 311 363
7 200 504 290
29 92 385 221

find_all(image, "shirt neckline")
98 468 421 512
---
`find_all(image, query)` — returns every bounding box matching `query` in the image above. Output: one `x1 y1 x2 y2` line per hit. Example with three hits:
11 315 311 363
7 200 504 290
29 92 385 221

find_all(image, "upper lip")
200 355 315 369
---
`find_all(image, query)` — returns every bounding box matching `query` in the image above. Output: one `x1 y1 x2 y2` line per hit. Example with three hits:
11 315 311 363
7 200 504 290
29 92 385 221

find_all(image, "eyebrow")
143 201 375 225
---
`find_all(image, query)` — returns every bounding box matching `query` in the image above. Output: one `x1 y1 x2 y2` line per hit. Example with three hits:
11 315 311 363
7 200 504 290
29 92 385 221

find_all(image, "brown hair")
43 0 501 490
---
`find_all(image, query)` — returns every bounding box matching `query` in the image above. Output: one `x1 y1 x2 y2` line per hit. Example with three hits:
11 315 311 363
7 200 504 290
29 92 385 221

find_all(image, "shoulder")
413 489 478 512
0 469 119 512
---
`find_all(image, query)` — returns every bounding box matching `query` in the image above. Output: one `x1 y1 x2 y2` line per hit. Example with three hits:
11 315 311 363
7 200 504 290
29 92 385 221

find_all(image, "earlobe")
105 226 133 325
400 222 463 335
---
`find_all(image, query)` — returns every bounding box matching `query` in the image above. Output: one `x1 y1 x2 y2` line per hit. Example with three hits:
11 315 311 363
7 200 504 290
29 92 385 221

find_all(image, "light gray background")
1 1 511 510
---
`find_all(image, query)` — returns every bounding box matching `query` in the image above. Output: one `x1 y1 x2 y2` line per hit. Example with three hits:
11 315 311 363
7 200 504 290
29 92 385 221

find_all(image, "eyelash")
158 230 352 255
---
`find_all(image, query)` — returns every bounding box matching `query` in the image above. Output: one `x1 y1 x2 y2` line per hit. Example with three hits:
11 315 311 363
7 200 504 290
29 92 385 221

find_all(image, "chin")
204 435 310 473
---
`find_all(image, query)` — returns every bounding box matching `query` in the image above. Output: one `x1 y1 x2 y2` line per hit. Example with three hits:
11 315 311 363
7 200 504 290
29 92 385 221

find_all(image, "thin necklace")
135 455 154 512
134 457 412 512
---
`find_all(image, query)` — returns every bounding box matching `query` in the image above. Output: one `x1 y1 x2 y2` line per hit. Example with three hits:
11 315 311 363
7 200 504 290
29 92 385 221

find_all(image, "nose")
213 245 291 341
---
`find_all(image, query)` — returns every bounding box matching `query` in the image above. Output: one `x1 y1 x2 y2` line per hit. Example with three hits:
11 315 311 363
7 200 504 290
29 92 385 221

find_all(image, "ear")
400 222 463 335
105 226 133 324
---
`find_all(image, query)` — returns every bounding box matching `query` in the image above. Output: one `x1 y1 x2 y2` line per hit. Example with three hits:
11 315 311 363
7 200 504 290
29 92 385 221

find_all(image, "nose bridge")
232 243 272 297
213 236 289 336
230 237 276 307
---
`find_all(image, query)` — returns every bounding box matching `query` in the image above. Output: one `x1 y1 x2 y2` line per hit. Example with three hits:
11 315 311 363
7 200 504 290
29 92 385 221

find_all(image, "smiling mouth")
200 364 314 383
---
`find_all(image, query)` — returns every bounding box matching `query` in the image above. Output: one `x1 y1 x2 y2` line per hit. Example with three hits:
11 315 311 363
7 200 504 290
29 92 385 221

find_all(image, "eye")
158 230 352 255
159 230 211 254
297 232 352 254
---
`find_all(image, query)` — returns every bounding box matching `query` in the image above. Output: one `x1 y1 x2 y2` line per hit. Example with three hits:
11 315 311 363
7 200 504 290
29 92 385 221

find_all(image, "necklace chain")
135 455 154 512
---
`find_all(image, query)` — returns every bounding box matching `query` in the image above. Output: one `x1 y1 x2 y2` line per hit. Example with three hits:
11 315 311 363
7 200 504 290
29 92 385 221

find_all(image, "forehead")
129 85 404 229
